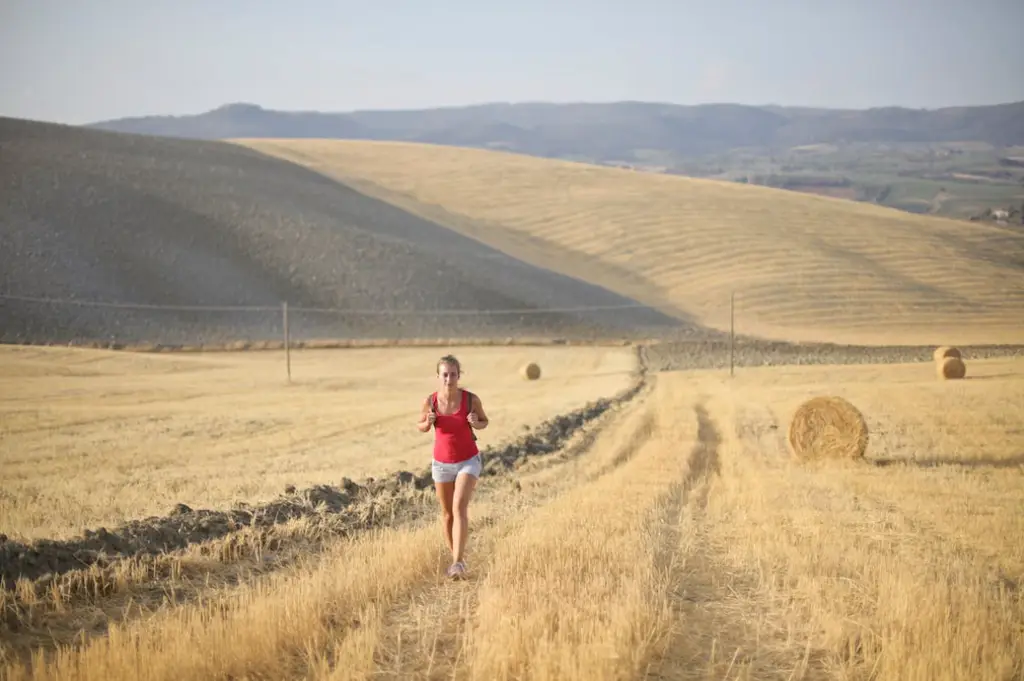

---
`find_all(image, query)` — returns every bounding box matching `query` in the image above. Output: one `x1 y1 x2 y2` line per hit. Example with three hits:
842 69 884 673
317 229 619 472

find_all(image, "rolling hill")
238 139 1024 346
88 101 1024 221
0 116 688 346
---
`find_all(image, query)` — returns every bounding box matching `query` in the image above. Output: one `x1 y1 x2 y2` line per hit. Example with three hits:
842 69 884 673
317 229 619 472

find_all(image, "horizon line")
69 97 1024 127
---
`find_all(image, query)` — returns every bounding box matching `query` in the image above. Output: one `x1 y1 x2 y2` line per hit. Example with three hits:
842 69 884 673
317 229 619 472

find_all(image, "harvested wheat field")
2 344 1022 680
238 139 1024 346
0 343 637 542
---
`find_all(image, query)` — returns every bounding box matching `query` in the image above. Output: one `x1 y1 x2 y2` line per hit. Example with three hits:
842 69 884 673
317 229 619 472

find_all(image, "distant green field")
656 141 1024 220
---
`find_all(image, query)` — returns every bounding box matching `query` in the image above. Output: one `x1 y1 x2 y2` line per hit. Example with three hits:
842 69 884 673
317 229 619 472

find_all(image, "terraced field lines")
240 139 1024 346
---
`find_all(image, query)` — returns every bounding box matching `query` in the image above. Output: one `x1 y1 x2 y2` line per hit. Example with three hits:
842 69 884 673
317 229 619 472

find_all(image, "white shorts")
431 454 482 483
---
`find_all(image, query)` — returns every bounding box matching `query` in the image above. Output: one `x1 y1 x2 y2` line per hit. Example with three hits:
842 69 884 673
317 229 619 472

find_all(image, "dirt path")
643 393 836 680
361 383 664 680
304 381 836 681
312 367 1023 681
305 376 753 681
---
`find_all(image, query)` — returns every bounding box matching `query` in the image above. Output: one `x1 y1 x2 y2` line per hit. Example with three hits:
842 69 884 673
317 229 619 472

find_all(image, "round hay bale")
933 346 961 363
937 356 966 380
786 396 869 462
520 362 541 380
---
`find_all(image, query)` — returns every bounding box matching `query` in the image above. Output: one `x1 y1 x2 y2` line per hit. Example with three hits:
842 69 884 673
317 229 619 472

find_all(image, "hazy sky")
2 0 1023 125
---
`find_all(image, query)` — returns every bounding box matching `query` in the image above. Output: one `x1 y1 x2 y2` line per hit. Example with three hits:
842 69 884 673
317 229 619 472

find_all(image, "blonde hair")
436 354 462 376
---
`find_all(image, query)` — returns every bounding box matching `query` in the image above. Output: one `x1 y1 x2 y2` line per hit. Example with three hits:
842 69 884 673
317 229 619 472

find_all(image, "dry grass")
1 374 668 681
0 343 637 541
723 356 1024 467
235 138 1024 346
3 517 443 681
673 357 1024 680
4 351 1022 680
0 508 411 665
464 392 682 680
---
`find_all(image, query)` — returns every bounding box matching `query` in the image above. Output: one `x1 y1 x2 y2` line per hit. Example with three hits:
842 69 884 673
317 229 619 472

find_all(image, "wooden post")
729 291 735 378
283 301 291 383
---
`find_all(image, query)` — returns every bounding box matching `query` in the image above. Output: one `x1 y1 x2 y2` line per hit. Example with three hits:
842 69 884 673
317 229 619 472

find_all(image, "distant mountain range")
87 100 1024 162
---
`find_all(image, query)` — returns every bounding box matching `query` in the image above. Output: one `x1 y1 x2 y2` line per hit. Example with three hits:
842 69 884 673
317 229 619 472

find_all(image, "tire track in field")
649 398 721 624
353 383 660 680
0 374 652 673
688 400 722 501
702 390 1023 679
644 398 800 681
368 388 692 681
646 390 852 679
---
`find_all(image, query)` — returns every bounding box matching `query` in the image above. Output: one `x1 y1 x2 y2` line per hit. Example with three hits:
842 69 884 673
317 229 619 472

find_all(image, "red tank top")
432 390 479 464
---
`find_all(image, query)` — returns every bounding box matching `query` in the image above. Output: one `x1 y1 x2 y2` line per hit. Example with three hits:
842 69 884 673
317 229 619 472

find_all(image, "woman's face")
438 362 460 390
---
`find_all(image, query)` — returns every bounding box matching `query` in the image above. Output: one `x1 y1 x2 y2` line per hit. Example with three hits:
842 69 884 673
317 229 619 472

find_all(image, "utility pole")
282 301 291 383
729 292 735 378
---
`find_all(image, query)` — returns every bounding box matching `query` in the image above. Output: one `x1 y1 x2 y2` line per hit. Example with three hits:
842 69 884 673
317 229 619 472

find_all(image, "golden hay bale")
786 396 869 462
520 362 541 380
932 345 961 363
937 356 966 380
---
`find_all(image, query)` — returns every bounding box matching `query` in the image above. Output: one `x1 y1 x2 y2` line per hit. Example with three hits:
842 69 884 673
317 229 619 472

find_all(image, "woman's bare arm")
468 394 489 430
417 396 435 433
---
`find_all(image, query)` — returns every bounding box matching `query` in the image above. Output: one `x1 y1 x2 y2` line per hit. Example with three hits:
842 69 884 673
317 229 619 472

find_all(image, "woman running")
417 354 489 579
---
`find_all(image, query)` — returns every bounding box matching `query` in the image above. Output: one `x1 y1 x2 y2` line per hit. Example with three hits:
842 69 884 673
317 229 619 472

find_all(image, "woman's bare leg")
452 473 478 565
435 481 456 555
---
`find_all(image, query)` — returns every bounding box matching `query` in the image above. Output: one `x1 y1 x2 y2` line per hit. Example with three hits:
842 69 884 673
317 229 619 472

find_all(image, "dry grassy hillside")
0 117 684 347
239 139 1024 346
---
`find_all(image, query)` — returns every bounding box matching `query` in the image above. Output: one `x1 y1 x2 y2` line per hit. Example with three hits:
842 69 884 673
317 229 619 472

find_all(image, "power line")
0 292 651 316
0 293 279 312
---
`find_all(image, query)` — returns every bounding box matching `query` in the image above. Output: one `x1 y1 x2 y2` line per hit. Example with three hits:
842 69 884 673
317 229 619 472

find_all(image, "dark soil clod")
0 371 646 589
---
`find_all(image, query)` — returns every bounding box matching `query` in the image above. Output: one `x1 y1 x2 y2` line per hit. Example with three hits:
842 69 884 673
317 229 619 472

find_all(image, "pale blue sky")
2 0 1022 125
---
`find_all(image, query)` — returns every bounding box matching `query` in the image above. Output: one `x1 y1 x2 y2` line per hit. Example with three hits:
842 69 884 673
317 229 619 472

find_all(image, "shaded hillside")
89 100 1024 158
0 117 690 346
242 139 1024 347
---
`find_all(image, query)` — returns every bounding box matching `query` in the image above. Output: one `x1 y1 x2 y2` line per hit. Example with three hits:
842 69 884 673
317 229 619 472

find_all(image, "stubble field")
0 343 637 542
2 344 1022 680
